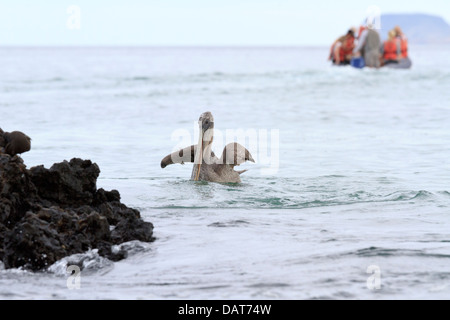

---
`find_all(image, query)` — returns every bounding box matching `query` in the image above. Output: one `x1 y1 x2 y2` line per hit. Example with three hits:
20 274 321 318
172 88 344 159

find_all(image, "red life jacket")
400 38 408 58
383 39 398 61
338 35 355 62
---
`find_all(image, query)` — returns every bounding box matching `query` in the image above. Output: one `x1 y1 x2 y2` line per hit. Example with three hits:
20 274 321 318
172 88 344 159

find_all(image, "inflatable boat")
350 57 412 69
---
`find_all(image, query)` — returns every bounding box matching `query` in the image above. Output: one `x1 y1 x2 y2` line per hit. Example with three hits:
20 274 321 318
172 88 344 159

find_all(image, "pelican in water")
161 112 255 183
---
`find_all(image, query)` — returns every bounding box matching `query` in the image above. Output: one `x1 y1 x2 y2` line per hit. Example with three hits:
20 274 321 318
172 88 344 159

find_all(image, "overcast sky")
1 0 449 46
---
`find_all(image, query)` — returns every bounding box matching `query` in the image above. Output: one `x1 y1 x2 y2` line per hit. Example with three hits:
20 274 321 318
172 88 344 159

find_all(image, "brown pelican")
161 112 255 183
0 129 31 156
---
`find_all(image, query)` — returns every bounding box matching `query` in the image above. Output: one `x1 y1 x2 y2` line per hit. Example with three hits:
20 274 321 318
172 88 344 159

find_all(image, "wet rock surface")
0 155 154 271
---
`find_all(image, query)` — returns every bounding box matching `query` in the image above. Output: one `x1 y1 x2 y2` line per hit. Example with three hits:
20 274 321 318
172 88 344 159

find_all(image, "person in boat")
353 22 381 68
329 28 356 65
394 26 409 60
381 29 401 66
383 26 412 69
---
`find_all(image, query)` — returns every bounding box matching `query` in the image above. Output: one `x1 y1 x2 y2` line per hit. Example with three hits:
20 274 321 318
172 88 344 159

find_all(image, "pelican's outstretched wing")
219 143 255 171
161 145 219 169
161 145 197 168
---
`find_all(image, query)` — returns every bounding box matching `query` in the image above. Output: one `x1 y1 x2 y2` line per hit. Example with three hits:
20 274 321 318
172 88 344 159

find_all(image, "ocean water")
0 46 449 300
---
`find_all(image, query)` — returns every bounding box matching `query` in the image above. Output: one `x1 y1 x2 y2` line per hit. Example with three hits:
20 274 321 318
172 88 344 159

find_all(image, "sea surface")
0 46 449 300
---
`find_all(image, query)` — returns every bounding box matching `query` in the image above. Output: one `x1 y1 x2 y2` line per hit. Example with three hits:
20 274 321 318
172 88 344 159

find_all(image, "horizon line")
0 43 448 49
0 44 333 49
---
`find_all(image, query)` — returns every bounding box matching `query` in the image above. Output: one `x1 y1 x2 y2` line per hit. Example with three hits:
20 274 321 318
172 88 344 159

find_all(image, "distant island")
380 13 450 44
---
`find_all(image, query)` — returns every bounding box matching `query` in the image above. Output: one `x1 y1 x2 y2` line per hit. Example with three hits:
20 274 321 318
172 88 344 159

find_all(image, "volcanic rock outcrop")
0 154 154 271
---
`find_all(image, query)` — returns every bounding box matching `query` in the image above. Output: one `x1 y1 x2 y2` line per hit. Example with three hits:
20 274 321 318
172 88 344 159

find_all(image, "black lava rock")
0 154 154 271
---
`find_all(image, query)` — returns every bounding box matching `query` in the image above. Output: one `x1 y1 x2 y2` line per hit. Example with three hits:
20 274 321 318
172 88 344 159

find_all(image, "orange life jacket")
383 39 398 61
330 35 355 63
400 38 408 58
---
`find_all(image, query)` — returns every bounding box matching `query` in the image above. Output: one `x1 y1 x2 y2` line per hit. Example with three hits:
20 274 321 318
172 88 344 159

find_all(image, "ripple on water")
208 220 251 228
350 247 450 259
247 283 290 288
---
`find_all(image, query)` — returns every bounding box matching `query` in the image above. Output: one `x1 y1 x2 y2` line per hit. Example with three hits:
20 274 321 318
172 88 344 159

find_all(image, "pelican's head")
194 112 214 181
198 111 214 146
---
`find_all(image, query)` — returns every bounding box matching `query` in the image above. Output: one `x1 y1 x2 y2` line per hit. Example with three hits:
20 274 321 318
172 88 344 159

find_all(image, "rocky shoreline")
0 154 154 271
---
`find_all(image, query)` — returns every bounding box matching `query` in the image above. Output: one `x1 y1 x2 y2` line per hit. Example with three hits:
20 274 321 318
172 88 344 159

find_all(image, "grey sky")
1 0 449 46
